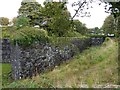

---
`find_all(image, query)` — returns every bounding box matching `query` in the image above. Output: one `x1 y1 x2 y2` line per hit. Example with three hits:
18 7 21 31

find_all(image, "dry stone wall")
1 37 105 80
10 42 76 79
1 39 11 63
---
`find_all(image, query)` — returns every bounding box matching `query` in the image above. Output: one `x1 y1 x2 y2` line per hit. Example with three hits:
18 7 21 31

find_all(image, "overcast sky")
0 0 110 28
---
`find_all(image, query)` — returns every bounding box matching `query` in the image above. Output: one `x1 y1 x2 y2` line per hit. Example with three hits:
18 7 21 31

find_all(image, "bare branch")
71 0 87 20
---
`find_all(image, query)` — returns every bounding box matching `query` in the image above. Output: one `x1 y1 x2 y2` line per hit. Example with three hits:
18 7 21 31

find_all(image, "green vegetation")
63 30 85 37
1 26 87 47
102 15 115 35
72 20 87 35
3 38 118 88
18 1 43 27
0 64 12 87
0 1 90 37
0 17 9 26
42 2 71 36
0 63 1 88
15 16 30 29
48 36 88 51
2 26 49 46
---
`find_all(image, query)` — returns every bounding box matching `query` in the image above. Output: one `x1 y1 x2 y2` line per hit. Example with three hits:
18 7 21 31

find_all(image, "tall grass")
1 64 11 87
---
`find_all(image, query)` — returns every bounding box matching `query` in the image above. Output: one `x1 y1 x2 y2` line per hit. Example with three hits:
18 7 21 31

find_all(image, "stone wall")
1 39 11 63
1 37 105 80
10 42 76 80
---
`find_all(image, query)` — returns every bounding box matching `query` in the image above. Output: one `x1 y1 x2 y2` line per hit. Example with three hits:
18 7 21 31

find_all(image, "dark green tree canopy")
72 20 87 35
42 2 71 36
18 1 43 26
102 15 115 35
107 2 120 18
15 16 30 29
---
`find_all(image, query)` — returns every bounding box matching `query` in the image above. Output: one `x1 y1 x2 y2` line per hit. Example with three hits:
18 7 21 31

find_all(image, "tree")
108 2 120 18
94 27 101 35
0 17 9 26
72 20 87 35
102 15 115 35
12 17 17 25
71 0 120 20
117 16 120 32
114 15 120 37
42 2 71 36
18 0 43 26
15 16 30 29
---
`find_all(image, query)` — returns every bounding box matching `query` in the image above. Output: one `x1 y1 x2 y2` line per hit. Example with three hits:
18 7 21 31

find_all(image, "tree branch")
71 1 86 20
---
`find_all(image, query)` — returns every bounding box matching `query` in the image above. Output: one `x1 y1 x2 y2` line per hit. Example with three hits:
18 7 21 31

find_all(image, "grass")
0 63 12 87
0 63 1 88
3 38 118 88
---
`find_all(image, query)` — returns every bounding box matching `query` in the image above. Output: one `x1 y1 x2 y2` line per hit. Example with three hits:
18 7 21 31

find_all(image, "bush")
87 34 106 38
13 27 49 46
63 31 84 37
15 16 30 29
105 37 110 42
102 37 111 46
2 27 49 46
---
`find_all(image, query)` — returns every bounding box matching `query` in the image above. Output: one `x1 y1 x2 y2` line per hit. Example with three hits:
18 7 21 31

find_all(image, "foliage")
108 2 120 18
104 37 111 42
72 20 88 35
102 15 115 35
117 16 120 31
1 64 12 86
2 27 49 46
18 1 43 26
42 2 71 36
6 81 39 88
12 17 17 25
15 16 30 29
49 36 87 46
71 0 120 20
63 30 83 37
115 16 120 37
88 27 105 35
87 34 106 38
94 27 100 34
13 27 49 46
0 17 9 26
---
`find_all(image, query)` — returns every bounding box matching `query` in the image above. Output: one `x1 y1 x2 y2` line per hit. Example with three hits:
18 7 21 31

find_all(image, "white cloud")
0 0 110 28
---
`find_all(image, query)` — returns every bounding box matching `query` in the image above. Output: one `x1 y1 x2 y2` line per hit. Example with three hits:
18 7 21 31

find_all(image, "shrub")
2 27 49 46
105 37 110 42
102 37 111 46
15 16 30 29
87 34 106 38
13 27 49 46
63 31 84 37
